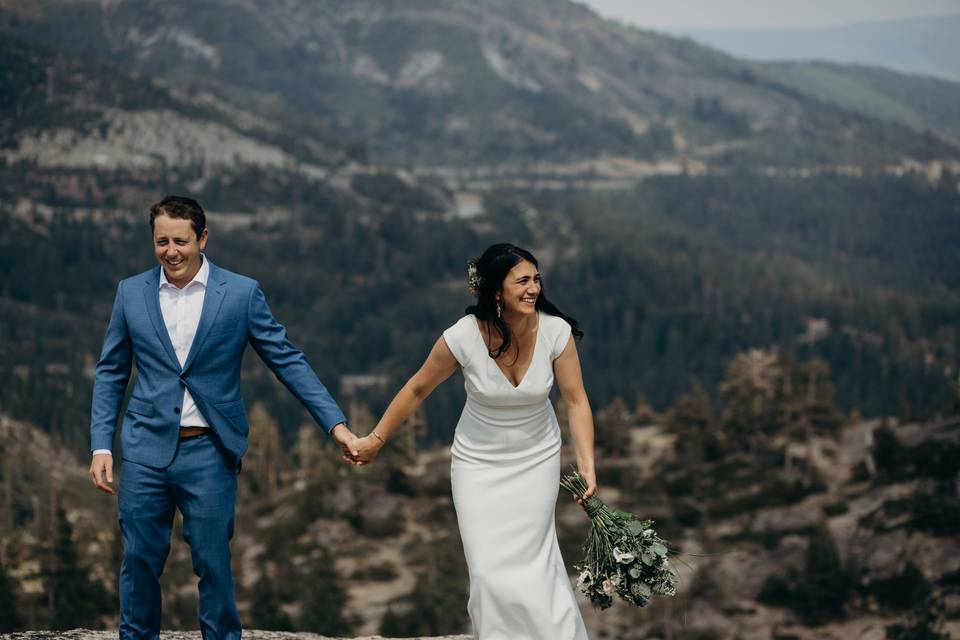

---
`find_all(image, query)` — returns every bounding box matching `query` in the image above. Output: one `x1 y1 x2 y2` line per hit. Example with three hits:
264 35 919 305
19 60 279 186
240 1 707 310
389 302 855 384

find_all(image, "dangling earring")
496 300 502 318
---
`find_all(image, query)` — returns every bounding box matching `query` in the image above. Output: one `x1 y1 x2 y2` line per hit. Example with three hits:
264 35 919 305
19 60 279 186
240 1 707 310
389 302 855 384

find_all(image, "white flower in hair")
467 259 483 295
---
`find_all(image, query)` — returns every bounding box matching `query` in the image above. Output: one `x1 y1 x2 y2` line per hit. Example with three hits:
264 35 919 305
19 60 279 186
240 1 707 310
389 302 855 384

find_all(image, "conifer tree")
246 402 284 496
297 546 350 635
42 494 110 629
249 574 293 631
0 561 22 632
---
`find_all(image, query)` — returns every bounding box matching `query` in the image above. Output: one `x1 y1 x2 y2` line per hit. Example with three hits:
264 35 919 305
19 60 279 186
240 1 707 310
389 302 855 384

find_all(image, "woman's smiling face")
499 259 541 317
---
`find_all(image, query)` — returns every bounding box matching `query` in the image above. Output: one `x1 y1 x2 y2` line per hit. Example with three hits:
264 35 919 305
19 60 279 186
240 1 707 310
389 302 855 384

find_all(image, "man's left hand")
331 423 362 465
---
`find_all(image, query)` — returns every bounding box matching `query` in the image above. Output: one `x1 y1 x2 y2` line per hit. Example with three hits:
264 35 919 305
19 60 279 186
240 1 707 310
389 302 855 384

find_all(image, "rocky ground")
0 633 470 640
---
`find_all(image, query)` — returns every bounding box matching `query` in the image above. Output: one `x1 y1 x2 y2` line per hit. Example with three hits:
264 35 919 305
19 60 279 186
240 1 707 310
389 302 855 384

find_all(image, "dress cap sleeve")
442 315 477 367
546 313 573 360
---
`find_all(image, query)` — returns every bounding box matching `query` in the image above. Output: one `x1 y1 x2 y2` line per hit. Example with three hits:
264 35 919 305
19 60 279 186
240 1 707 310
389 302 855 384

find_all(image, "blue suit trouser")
118 434 240 640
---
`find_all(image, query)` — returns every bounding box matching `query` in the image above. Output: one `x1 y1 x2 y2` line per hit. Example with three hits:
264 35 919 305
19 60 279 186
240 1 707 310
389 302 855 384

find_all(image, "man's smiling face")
153 213 207 288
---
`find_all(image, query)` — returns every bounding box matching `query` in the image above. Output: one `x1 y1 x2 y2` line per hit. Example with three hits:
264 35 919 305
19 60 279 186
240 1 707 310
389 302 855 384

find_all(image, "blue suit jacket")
90 260 347 468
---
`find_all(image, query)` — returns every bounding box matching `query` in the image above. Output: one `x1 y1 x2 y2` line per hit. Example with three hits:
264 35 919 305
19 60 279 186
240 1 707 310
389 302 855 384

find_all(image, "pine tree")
295 423 323 483
793 525 851 624
0 561 22 632
246 402 284 496
595 397 633 459
42 494 110 629
297 546 350 635
719 349 785 452
249 574 293 631
668 384 717 462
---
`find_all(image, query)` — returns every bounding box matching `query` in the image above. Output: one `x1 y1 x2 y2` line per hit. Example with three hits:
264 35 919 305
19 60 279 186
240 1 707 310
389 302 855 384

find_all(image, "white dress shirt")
93 257 210 456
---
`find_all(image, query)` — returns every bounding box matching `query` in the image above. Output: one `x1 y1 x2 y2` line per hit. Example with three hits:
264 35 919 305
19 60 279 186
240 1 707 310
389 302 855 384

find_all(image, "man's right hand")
330 423 362 466
89 453 115 495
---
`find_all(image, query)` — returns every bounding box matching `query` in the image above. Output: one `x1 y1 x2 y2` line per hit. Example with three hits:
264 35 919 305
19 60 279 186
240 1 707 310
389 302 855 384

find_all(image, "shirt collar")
159 254 209 290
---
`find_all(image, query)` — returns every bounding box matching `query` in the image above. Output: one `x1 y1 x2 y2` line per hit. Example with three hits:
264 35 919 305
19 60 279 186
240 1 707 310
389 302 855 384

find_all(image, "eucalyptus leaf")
641 552 654 565
629 566 641 578
638 583 652 597
627 521 644 536
651 543 667 557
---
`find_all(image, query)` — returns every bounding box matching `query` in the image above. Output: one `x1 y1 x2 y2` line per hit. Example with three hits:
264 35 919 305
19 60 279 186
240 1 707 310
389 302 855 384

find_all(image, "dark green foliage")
671 499 702 528
872 426 960 485
757 574 793 607
792 526 852 624
822 502 849 517
885 596 950 640
668 384 719 462
42 501 112 629
249 575 294 631
868 563 932 612
861 491 960 537
350 172 442 212
0 562 22 632
756 526 851 625
296 548 350 635
351 564 398 582
378 530 469 636
347 507 405 538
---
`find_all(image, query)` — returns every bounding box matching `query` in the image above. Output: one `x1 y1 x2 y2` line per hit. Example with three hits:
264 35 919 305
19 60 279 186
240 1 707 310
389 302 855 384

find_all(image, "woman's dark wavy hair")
465 243 583 361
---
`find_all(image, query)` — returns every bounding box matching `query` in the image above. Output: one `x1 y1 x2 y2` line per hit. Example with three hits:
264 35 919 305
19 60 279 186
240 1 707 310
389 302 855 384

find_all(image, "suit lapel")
143 269 181 369
181 261 227 375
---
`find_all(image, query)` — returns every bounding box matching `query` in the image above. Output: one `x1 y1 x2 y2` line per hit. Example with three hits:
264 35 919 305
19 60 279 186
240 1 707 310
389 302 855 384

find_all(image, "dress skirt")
450 397 589 640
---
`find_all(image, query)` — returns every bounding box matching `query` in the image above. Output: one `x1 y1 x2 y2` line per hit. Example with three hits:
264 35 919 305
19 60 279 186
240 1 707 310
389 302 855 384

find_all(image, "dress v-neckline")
473 312 541 389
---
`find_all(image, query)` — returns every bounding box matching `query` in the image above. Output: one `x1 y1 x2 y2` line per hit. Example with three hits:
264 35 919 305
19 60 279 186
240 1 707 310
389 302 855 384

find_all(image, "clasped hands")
331 423 383 466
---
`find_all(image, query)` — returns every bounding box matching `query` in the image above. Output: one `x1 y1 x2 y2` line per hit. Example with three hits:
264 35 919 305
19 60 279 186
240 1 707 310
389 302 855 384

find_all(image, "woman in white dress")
352 243 597 640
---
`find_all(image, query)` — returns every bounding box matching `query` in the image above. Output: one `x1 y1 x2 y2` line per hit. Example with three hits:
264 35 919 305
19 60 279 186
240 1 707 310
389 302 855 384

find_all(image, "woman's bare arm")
352 336 460 463
554 336 598 502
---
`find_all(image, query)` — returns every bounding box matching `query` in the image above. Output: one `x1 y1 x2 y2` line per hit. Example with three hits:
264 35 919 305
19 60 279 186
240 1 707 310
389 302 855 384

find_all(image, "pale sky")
577 0 960 30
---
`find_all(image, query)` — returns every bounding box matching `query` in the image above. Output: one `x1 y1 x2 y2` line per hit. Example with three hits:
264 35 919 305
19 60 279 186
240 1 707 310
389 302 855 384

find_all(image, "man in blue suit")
89 196 359 639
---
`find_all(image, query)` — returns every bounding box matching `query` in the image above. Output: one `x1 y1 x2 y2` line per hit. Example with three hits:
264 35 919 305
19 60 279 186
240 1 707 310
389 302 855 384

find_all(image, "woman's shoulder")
448 314 478 334
539 311 571 336
442 314 478 366
539 312 572 359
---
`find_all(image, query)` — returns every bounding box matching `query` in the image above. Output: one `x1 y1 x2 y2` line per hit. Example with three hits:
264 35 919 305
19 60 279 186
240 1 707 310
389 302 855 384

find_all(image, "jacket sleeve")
246 281 347 433
90 281 133 453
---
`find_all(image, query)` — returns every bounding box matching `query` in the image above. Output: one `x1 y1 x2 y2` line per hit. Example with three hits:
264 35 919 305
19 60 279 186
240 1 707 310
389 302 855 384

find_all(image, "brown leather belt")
179 426 208 439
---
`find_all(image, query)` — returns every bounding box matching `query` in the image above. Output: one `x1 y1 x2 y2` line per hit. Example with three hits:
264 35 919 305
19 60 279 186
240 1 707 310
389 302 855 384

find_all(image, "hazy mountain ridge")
684 14 960 83
1 0 957 172
763 60 960 147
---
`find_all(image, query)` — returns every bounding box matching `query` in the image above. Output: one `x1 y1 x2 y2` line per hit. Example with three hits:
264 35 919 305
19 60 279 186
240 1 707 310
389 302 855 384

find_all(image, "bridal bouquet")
561 470 678 609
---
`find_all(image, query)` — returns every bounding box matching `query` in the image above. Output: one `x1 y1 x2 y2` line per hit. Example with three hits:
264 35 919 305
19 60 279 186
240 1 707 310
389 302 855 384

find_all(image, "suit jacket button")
174 407 181 414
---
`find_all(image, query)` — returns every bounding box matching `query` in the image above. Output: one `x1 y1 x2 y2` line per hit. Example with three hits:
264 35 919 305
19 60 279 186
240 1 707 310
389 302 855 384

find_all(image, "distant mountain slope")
684 15 960 83
1 0 955 169
0 34 355 172
763 60 960 146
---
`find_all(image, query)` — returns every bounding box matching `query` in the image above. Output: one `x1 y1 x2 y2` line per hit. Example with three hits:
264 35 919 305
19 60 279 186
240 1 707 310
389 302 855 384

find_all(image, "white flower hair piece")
467 259 483 296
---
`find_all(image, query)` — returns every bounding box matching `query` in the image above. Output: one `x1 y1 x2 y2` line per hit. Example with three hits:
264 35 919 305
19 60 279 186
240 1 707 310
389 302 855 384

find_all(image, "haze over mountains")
683 15 960 83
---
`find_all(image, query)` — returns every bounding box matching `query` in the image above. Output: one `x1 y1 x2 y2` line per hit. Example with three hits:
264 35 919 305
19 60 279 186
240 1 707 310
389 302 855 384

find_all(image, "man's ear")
198 228 209 250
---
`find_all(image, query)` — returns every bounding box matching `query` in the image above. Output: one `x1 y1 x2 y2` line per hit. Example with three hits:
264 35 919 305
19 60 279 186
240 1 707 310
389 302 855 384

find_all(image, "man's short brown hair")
149 196 206 239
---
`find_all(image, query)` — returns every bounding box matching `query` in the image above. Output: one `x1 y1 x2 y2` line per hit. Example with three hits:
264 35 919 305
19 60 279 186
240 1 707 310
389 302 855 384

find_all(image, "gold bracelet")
371 430 386 445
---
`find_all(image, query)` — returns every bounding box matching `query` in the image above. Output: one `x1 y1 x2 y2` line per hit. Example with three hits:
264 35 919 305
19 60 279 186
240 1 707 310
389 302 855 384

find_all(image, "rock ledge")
0 633 471 640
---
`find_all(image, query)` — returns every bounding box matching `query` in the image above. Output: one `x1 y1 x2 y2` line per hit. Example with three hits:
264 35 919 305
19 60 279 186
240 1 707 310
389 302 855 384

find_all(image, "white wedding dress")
443 312 589 640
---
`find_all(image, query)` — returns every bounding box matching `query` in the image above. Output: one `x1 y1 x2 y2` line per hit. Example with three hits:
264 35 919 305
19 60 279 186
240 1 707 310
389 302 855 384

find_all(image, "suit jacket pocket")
127 397 155 417
214 399 246 418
